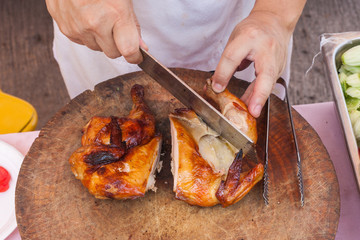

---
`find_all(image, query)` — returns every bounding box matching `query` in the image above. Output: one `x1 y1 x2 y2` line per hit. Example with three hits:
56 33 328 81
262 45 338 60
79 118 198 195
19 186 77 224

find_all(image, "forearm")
251 0 306 33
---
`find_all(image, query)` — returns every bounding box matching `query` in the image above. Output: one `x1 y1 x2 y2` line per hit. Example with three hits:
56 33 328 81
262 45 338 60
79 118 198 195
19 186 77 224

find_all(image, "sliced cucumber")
344 64 360 73
349 110 360 126
346 87 360 98
342 45 360 66
346 73 360 87
346 97 360 111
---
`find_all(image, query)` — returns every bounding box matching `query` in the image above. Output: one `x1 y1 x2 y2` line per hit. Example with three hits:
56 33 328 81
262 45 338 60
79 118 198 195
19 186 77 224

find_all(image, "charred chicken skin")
170 82 263 207
69 84 161 199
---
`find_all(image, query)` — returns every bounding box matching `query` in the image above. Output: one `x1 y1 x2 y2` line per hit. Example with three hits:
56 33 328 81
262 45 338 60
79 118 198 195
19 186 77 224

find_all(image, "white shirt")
53 0 291 99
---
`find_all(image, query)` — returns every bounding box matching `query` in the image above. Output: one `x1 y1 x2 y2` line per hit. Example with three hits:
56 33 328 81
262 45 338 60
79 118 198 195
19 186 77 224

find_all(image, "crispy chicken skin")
215 151 264 207
204 78 257 143
170 87 263 207
170 110 222 207
69 84 161 199
81 85 156 149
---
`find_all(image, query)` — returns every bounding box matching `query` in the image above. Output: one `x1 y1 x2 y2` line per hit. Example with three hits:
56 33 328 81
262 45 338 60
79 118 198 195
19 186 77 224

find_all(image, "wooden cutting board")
15 69 339 240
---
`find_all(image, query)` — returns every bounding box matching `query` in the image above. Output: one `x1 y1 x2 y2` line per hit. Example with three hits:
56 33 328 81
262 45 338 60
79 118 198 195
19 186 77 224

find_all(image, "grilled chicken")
69 84 161 199
170 82 263 207
204 78 257 143
81 85 156 149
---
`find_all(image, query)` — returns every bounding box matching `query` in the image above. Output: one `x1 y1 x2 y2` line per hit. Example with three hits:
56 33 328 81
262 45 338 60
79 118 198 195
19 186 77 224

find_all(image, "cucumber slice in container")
346 97 360 111
339 45 360 148
349 110 360 126
344 64 360 73
339 65 352 75
353 118 360 140
342 45 360 67
349 110 360 140
346 87 360 98
346 73 360 87
339 71 348 93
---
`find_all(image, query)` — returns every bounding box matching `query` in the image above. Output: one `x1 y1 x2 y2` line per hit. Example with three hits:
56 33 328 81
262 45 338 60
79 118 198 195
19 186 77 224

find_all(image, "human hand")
211 11 292 118
45 0 147 63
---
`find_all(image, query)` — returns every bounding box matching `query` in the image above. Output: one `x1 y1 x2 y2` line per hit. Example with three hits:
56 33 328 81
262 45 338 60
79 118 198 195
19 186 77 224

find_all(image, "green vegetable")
346 87 360 98
353 118 360 140
339 71 348 93
346 73 360 87
344 64 360 73
346 97 360 111
339 44 360 146
342 45 360 66
339 71 347 83
349 110 360 126
339 65 351 75
349 110 360 141
349 110 360 140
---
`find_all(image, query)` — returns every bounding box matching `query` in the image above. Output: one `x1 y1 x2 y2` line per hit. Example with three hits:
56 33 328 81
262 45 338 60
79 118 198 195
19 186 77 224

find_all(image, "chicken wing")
69 84 161 199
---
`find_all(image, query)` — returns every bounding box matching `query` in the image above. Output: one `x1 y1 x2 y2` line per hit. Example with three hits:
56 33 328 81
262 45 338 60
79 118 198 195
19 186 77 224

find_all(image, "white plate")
0 140 23 240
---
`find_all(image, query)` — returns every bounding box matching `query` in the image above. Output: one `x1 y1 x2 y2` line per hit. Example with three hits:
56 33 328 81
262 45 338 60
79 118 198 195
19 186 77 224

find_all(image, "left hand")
211 11 292 118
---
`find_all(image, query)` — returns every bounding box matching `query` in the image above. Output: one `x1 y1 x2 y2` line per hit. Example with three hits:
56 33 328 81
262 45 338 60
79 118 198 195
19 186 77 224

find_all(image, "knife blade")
138 48 254 154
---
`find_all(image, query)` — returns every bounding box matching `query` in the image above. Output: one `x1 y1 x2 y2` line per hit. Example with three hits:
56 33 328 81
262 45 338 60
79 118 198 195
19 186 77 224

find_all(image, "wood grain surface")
0 0 70 129
15 69 339 240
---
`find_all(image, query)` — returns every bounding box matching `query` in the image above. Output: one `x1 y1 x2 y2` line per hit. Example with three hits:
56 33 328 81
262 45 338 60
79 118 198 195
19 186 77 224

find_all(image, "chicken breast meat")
169 80 264 207
69 84 162 199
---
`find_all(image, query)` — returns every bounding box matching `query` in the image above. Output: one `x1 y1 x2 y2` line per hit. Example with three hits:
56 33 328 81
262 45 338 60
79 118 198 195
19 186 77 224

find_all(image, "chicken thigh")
69 84 161 199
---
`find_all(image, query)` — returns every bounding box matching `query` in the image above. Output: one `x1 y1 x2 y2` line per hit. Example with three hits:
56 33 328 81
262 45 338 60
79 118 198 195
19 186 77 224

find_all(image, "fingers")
139 37 149 51
88 1 142 62
240 81 255 106
212 14 288 118
212 36 253 93
47 0 144 63
113 19 143 64
93 22 122 58
82 34 102 52
245 56 277 118
90 8 144 62
247 75 274 118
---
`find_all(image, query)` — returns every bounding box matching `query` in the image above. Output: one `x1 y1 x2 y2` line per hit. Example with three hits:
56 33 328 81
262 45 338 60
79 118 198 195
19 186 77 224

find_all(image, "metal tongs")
263 78 305 207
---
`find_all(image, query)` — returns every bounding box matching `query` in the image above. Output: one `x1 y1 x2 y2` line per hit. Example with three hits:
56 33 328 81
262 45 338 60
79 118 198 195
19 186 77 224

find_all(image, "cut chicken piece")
204 78 257 143
69 84 161 199
170 92 263 207
81 85 156 149
215 150 264 207
69 136 161 199
170 109 223 207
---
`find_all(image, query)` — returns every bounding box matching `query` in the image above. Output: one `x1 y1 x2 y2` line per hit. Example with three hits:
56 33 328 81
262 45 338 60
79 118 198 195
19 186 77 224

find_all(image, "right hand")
45 0 147 63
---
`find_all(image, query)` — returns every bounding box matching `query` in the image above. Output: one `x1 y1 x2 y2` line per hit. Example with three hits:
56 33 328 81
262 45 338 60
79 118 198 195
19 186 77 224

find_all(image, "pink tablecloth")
1 101 360 240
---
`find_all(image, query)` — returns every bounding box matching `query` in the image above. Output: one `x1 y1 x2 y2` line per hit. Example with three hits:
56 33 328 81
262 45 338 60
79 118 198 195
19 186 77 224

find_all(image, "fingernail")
252 104 262 117
212 83 224 93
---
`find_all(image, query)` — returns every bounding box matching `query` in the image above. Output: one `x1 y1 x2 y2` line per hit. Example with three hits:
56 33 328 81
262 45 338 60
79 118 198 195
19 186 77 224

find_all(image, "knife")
138 48 255 154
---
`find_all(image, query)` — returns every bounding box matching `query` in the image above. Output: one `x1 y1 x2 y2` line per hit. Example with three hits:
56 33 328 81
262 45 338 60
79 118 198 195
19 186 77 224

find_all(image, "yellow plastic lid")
0 90 38 134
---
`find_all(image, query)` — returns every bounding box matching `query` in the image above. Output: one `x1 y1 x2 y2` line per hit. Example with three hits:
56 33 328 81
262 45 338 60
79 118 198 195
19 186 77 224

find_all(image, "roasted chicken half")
69 84 162 199
170 81 263 207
